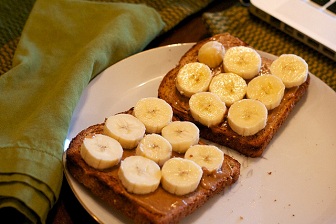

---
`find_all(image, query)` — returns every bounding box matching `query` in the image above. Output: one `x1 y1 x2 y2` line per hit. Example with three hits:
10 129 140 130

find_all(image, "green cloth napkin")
0 0 164 223
0 0 215 76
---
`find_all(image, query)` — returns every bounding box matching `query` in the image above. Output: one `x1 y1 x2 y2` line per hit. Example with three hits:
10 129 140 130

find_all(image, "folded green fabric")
0 0 164 223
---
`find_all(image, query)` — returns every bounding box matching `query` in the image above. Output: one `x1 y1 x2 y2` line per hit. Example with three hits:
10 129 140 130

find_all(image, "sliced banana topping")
223 46 262 80
161 157 203 196
189 92 226 127
209 72 247 106
197 40 225 68
133 97 173 134
118 156 161 194
185 145 224 172
80 134 123 170
135 134 172 166
104 113 145 149
161 121 199 154
270 54 308 88
247 75 285 110
227 99 268 136
176 62 212 97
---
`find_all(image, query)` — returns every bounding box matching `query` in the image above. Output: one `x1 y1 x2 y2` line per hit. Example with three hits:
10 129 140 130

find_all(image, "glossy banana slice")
135 134 172 166
133 97 173 134
223 46 262 79
227 99 268 136
247 75 285 110
209 72 247 106
270 54 308 88
161 121 199 154
118 156 161 194
189 92 226 127
161 157 203 196
80 134 123 170
176 62 212 97
185 144 224 172
104 113 145 149
197 40 225 68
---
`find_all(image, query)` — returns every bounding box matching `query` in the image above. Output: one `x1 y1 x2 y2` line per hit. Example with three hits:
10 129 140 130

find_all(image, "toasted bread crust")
158 33 310 157
66 119 240 224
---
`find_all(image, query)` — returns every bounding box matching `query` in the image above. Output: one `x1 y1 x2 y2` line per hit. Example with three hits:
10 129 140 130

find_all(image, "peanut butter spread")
158 37 309 157
66 123 240 218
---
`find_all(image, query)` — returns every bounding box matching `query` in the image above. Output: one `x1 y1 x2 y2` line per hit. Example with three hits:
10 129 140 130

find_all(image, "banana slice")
223 46 262 80
80 134 123 170
133 97 173 134
209 72 247 106
227 99 268 136
189 92 226 127
135 134 172 166
161 121 199 154
161 157 203 196
270 54 308 88
118 156 161 194
176 62 212 97
197 40 225 68
246 75 285 110
185 144 224 172
104 113 145 149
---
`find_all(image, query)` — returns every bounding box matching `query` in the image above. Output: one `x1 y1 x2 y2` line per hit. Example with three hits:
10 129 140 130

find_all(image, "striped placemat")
202 3 336 91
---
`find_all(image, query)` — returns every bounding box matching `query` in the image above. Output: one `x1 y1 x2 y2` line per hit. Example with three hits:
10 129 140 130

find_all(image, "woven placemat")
202 4 336 91
0 0 35 74
0 0 213 76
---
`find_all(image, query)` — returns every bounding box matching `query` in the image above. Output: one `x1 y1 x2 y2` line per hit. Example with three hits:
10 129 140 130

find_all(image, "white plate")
63 43 336 224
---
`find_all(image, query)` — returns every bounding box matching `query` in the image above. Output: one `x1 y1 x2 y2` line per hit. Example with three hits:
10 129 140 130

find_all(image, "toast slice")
158 33 310 157
65 110 240 224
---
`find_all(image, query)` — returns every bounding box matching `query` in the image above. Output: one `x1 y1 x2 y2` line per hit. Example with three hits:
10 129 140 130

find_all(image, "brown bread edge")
158 33 310 157
66 120 240 224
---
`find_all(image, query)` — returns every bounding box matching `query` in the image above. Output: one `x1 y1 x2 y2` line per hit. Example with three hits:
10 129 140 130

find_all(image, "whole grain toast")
158 33 310 157
65 109 240 224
